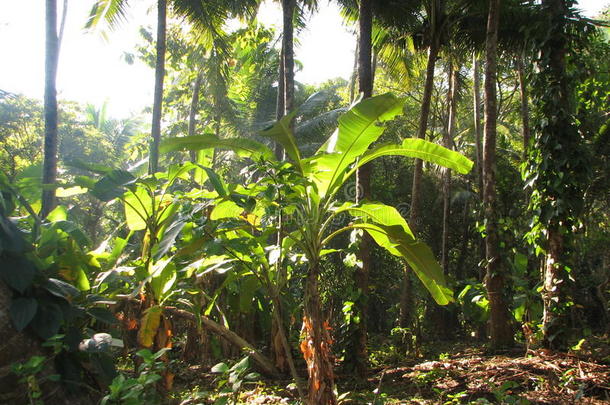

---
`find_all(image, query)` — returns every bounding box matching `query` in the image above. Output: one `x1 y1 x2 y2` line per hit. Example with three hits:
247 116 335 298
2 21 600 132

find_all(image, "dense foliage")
0 1 609 404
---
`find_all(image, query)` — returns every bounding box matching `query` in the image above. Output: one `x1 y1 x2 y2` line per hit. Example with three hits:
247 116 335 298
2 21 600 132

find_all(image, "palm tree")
41 0 60 218
482 0 514 349
281 0 296 114
148 0 167 174
352 0 374 379
87 0 258 174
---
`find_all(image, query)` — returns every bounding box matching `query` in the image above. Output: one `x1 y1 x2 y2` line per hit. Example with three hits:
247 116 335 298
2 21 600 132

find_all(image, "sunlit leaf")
137 305 162 348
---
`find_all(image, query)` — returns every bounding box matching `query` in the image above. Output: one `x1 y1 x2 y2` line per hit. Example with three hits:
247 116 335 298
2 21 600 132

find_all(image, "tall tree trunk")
516 54 530 156
472 54 484 204
436 64 460 340
399 41 439 328
282 0 295 115
271 2 304 397
472 54 486 287
483 0 514 350
302 262 337 405
533 0 582 350
274 49 286 159
352 0 373 379
41 0 60 218
148 0 167 175
441 65 458 275
349 41 359 103
188 72 202 162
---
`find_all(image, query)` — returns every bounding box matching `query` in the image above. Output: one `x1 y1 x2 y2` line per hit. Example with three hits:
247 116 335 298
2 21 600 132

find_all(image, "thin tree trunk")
349 41 359 103
353 0 373 379
436 64 460 340
516 54 530 156
472 53 486 285
357 0 373 98
441 65 458 275
483 0 513 350
302 262 337 404
274 49 286 160
472 54 484 203
58 0 68 53
271 3 303 396
148 0 166 175
41 0 60 218
282 0 295 115
188 72 202 162
410 44 439 228
399 42 439 328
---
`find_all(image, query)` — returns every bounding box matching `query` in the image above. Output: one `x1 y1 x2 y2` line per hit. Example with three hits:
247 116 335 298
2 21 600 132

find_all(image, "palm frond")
85 0 130 31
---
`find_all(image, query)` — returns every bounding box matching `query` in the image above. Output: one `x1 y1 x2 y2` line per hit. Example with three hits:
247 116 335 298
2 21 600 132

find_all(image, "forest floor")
170 337 610 404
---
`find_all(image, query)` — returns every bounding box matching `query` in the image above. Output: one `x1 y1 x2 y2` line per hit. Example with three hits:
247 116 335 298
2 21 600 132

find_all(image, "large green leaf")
123 187 151 231
30 300 63 340
334 202 452 305
10 297 38 331
353 222 453 305
335 202 414 239
305 93 405 197
154 218 186 259
0 254 36 293
259 112 302 172
149 259 177 302
210 199 243 220
91 170 136 202
348 138 474 180
201 167 228 198
160 134 273 160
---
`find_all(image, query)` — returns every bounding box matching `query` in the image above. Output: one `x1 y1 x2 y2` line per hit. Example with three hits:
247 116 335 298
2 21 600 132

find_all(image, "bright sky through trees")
0 0 604 118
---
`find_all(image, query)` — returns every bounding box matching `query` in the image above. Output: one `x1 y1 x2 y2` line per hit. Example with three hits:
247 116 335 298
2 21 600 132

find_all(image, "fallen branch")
162 306 280 378
114 296 280 377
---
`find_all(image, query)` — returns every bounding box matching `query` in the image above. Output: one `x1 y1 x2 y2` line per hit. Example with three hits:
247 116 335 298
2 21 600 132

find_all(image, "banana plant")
162 92 473 403
77 161 210 358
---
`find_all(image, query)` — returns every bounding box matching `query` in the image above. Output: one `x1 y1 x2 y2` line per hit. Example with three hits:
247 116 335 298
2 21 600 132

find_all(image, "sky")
0 0 605 119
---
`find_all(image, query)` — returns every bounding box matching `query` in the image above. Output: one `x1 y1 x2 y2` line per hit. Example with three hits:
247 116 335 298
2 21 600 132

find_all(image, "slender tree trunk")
271 3 303 395
349 41 359 103
188 72 202 162
41 0 60 218
302 262 337 404
483 0 513 350
436 64 460 340
410 43 439 227
148 0 166 175
58 0 68 54
352 0 373 379
472 54 486 287
399 42 439 328
282 0 295 115
441 65 458 275
274 49 286 160
516 55 530 156
472 54 484 203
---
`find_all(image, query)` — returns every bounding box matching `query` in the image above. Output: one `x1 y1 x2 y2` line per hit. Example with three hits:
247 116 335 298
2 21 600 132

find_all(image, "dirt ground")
174 339 610 404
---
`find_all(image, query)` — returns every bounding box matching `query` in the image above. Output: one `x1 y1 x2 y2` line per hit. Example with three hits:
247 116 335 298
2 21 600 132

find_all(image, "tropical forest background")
0 0 609 404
